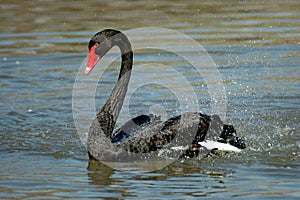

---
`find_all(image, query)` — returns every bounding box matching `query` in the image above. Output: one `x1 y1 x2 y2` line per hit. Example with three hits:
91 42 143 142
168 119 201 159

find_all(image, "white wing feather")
199 140 241 152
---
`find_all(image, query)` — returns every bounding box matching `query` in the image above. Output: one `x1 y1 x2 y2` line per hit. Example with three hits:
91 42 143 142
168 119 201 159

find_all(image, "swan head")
85 29 122 75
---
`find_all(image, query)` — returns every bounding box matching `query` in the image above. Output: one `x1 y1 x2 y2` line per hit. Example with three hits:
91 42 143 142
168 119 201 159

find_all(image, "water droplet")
268 143 272 147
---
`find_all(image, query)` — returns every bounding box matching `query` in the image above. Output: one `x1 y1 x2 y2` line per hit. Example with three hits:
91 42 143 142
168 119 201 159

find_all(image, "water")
1 0 300 199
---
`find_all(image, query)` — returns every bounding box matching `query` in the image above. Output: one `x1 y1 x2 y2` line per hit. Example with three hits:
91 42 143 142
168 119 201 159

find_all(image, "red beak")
85 43 99 74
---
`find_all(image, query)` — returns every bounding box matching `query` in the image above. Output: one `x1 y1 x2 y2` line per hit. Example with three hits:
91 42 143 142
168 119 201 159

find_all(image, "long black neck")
96 30 133 138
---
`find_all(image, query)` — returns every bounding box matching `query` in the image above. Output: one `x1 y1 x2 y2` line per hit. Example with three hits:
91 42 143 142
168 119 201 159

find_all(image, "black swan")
85 29 246 161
